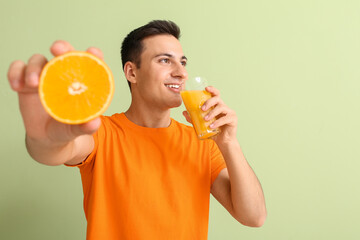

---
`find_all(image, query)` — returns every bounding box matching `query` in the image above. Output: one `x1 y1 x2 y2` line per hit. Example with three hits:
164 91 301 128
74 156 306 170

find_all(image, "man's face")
132 34 188 110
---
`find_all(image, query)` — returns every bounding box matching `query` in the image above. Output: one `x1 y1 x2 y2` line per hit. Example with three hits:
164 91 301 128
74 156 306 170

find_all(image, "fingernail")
202 105 206 111
204 115 209 121
210 123 215 128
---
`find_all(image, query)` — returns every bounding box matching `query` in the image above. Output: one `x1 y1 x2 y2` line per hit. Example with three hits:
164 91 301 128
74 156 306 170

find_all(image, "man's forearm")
25 134 93 166
217 140 267 226
26 134 76 166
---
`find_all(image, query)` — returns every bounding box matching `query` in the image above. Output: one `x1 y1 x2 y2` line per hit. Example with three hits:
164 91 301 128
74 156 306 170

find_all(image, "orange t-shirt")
69 113 226 240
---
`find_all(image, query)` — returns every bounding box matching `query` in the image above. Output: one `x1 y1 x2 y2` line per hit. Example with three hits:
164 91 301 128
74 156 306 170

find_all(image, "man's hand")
182 86 238 145
7 40 104 165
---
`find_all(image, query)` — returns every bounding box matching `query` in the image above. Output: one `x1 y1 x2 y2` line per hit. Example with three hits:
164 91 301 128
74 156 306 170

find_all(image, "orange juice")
180 90 220 140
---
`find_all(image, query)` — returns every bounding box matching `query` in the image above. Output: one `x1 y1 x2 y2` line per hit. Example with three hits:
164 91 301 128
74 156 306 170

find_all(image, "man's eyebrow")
181 56 188 61
154 53 188 61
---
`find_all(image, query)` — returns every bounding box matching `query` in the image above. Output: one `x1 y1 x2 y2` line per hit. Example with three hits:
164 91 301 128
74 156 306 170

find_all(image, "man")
7 20 266 239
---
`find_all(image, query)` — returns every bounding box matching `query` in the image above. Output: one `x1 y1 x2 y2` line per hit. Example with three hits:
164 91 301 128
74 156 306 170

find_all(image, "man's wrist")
215 137 241 152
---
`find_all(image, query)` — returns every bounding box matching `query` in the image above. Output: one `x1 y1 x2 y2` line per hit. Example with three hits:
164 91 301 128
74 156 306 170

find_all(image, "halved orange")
39 51 114 124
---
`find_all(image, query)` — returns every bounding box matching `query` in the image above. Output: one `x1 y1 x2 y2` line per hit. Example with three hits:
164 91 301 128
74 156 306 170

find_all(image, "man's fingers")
8 60 26 91
25 54 48 89
205 86 220 96
50 40 75 57
86 47 104 60
205 104 226 122
75 117 102 136
182 111 192 124
50 41 104 60
202 96 222 111
69 117 102 139
210 113 236 129
9 41 103 94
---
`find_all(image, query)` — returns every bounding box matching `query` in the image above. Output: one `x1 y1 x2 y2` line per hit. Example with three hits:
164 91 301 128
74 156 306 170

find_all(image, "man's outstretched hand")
7 40 105 165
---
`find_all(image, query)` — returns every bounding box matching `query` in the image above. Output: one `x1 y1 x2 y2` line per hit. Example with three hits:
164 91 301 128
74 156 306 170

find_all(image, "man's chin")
168 99 183 109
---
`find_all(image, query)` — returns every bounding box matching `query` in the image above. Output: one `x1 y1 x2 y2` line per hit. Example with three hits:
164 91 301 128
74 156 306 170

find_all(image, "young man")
7 20 266 239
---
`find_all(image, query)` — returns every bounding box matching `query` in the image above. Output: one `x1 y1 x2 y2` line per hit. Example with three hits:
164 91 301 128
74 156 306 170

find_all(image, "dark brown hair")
121 20 181 89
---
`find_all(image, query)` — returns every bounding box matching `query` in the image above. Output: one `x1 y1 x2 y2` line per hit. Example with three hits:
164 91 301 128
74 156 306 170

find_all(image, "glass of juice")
180 76 220 140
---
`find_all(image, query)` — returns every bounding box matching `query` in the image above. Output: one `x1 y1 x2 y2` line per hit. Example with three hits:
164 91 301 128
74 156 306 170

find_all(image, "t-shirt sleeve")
209 140 226 185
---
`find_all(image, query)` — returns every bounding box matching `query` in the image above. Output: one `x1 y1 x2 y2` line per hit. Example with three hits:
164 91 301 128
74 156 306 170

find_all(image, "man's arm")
25 133 95 166
183 86 267 227
7 40 103 166
210 143 266 227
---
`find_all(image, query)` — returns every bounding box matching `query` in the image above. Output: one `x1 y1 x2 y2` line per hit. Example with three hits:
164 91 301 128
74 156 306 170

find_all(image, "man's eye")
160 58 170 63
181 61 187 66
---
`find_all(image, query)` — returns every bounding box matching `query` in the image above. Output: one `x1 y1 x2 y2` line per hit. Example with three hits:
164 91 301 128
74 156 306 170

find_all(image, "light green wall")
1 0 360 239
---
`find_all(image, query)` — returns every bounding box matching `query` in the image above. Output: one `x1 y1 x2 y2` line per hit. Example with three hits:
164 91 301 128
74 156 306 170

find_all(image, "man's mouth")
164 83 183 93
165 84 181 89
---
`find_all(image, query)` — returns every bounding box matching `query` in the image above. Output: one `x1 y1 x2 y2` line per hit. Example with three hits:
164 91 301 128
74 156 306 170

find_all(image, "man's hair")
121 20 181 89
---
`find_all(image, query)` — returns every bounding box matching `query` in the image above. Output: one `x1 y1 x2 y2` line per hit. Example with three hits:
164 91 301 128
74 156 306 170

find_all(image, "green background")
1 0 360 239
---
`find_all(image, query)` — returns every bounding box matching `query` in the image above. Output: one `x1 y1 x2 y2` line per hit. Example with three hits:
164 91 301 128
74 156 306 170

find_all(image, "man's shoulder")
100 113 124 123
97 113 127 132
170 119 207 141
171 118 193 131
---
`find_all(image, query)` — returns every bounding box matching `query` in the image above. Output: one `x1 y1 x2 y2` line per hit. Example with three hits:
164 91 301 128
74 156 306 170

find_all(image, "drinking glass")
180 76 220 140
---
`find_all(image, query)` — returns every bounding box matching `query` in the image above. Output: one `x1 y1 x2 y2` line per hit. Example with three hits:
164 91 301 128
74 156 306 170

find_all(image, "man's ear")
124 62 137 84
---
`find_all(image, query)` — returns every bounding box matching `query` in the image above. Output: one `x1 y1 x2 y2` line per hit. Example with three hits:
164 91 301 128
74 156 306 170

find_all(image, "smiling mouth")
165 84 181 89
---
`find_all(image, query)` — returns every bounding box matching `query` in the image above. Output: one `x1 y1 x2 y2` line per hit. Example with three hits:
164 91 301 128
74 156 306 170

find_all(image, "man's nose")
172 62 188 79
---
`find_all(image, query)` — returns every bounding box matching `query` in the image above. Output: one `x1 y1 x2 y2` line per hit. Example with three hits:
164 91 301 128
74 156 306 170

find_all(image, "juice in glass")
181 90 220 139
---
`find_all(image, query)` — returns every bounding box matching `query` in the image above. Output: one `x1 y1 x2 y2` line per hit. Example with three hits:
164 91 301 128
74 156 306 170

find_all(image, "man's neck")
125 103 172 128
